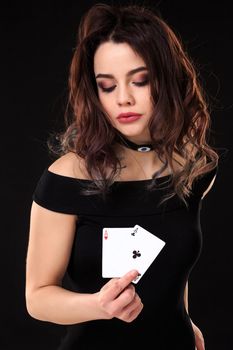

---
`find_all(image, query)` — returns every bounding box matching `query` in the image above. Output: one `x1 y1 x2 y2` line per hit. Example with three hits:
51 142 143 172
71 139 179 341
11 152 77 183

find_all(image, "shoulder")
48 152 89 180
33 152 88 215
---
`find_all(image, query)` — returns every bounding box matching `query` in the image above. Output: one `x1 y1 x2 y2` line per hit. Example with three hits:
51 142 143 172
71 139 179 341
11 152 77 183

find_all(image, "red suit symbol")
104 229 108 240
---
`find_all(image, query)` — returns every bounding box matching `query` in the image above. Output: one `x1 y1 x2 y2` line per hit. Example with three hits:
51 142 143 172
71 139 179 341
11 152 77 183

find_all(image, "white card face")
102 225 166 283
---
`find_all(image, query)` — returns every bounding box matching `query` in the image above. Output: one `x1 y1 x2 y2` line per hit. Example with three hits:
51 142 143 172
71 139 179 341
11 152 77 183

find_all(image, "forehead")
94 42 146 74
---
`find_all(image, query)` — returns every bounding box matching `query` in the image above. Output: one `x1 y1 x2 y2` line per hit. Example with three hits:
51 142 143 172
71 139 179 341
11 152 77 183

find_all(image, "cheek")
98 95 116 123
136 85 151 99
99 93 108 104
145 87 153 109
99 95 112 114
140 90 153 110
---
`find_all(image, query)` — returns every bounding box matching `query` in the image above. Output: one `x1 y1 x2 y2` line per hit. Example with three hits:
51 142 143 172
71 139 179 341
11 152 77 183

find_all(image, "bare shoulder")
48 152 89 179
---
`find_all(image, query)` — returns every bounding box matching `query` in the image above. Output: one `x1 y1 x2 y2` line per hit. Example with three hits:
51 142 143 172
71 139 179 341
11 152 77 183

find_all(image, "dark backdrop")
1 1 232 349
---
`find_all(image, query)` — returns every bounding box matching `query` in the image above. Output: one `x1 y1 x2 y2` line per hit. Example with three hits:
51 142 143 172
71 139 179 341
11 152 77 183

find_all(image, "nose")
116 85 135 105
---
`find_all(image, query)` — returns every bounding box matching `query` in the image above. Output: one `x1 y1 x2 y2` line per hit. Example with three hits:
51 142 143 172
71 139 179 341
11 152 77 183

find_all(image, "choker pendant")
115 132 154 152
137 146 152 152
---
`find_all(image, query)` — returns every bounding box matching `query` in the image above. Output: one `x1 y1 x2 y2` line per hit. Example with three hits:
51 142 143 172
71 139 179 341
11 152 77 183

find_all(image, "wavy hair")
49 2 219 205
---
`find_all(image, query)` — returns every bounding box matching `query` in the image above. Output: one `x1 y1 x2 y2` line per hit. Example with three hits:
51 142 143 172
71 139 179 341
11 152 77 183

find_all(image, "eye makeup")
97 75 149 93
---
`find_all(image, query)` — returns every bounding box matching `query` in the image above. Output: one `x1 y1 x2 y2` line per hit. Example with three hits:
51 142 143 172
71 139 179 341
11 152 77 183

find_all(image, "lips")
117 112 142 119
116 112 143 124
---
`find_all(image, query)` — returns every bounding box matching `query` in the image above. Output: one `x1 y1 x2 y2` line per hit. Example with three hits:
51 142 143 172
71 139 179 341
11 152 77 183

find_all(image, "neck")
115 131 154 153
114 143 169 181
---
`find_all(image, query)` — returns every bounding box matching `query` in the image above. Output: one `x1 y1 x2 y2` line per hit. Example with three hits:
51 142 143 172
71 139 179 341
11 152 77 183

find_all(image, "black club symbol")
132 250 141 259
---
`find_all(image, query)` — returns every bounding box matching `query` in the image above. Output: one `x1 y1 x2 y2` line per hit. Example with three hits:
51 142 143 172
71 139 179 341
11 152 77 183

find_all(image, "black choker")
115 133 154 152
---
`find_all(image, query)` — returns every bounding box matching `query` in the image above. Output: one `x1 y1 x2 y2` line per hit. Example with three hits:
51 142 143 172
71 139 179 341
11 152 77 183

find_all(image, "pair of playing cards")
102 224 166 284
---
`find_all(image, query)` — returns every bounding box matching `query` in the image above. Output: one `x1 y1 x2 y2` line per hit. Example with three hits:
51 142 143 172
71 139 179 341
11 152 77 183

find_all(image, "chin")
117 127 150 140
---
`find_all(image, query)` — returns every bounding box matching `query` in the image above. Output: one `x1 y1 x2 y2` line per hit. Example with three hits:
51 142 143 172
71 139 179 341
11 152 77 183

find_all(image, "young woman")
25 3 218 349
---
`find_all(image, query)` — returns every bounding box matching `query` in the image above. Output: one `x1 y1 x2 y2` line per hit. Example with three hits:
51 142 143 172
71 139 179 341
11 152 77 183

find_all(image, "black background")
1 1 232 349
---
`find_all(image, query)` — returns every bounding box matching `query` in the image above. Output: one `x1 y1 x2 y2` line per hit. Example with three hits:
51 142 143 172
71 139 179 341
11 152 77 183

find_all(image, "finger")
120 293 141 315
103 270 139 300
112 284 136 309
123 298 144 323
119 269 139 286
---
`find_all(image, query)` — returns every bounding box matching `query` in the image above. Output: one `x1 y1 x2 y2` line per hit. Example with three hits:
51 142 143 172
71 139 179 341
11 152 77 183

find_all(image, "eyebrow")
95 66 148 79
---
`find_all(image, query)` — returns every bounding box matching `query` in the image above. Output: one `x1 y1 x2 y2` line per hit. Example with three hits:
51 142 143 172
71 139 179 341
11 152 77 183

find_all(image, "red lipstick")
117 112 142 123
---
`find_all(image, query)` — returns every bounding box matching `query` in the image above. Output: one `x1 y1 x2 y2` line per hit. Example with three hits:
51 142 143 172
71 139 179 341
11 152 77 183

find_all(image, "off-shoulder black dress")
32 165 217 350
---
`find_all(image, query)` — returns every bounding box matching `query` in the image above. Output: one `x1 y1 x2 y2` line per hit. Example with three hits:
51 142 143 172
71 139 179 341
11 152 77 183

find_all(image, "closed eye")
97 79 149 93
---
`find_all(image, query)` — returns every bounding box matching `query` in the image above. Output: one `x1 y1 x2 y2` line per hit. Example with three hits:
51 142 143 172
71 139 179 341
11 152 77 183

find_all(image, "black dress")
32 166 217 350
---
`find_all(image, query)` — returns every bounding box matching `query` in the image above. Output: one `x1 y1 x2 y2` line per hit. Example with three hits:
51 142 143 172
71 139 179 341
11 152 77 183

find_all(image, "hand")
191 319 205 350
97 270 143 323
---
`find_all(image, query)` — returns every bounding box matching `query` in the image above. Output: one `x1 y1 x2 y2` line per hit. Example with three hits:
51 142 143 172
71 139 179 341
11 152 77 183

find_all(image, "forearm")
26 285 104 325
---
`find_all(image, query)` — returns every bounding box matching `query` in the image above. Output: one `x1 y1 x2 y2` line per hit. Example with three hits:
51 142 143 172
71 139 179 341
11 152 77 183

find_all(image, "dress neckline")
46 168 172 184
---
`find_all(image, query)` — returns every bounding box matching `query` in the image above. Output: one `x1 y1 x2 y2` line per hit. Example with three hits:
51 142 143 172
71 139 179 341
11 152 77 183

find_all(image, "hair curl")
49 2 219 205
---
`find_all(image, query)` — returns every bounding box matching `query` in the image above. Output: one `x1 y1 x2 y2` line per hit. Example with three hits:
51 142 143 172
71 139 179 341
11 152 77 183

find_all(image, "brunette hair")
49 2 219 205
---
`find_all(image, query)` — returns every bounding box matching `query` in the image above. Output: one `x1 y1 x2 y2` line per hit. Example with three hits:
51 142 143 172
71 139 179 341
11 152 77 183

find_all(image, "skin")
94 41 206 349
94 41 153 144
26 203 143 324
25 41 216 349
94 41 172 179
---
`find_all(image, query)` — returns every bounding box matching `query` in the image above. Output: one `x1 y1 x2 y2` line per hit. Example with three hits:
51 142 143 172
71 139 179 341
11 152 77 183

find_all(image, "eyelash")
98 79 149 93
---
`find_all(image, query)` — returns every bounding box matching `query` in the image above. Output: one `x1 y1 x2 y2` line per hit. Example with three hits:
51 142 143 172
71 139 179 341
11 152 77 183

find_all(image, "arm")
25 202 104 325
25 202 142 325
184 280 205 350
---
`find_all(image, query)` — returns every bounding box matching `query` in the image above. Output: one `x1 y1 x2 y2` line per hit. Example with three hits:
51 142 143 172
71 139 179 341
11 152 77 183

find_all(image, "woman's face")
94 41 154 143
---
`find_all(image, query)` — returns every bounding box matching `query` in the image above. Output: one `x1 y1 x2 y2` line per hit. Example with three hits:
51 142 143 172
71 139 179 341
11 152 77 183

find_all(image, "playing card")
102 225 166 283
